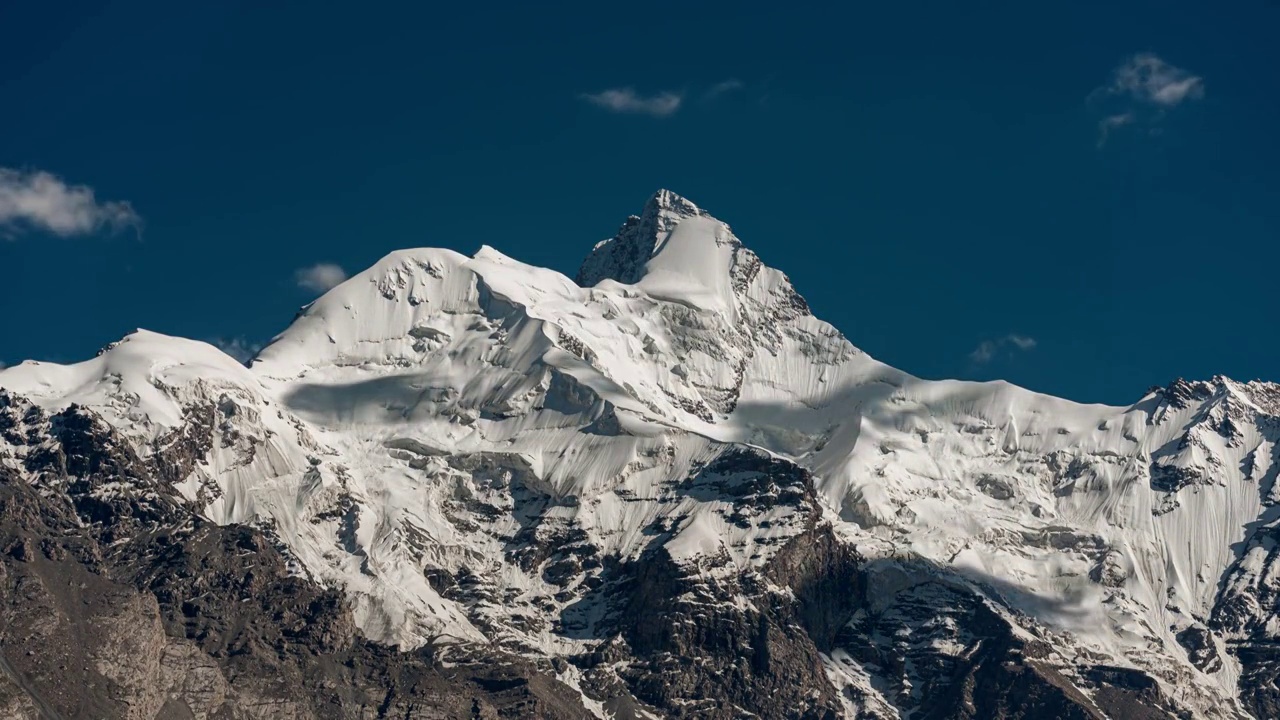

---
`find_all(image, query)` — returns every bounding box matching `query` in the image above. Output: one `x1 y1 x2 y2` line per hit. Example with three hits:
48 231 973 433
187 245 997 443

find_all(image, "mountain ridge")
2 189 1279 718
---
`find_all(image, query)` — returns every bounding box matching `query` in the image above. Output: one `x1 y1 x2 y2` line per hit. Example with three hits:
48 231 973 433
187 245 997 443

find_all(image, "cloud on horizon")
580 87 683 117
0 167 140 238
1092 54 1204 145
210 337 262 364
970 334 1037 364
295 263 348 293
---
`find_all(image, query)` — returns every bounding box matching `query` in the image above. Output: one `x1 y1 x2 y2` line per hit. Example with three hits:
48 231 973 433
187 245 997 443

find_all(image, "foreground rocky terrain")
2 190 1278 718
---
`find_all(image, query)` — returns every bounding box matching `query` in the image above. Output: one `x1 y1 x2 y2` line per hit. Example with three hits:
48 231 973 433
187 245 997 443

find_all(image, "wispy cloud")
702 78 745 101
295 263 347 293
1107 53 1204 107
970 334 1037 365
581 79 751 116
1008 334 1037 350
581 88 683 117
210 337 262 364
1092 54 1204 145
1097 112 1135 147
970 341 999 365
0 167 139 238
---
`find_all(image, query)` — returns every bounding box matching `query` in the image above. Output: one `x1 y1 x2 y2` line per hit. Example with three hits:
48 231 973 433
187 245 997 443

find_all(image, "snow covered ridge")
3 189 1280 718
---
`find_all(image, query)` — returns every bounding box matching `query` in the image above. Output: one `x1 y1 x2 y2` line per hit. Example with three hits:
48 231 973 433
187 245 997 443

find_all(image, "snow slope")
3 189 1277 718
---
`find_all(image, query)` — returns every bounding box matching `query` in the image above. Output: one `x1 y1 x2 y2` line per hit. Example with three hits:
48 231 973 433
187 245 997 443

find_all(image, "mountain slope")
2 189 1278 718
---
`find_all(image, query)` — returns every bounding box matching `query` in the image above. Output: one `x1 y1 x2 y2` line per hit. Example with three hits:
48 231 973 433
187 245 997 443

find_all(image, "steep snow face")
805 373 1280 710
167 199 845 650
3 189 1279 717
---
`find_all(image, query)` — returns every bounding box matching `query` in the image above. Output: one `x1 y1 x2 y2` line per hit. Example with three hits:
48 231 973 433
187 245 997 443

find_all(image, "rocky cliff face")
0 391 592 719
2 191 1279 718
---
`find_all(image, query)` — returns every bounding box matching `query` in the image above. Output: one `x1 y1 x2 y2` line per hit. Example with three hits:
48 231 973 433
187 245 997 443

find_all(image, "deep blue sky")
2 1 1277 405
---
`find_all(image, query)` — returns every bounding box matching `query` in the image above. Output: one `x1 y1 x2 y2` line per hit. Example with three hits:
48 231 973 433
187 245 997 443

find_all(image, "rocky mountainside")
2 189 1278 719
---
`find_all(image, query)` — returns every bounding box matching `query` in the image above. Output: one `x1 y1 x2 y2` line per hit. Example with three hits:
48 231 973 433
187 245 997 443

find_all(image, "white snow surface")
3 189 1277 717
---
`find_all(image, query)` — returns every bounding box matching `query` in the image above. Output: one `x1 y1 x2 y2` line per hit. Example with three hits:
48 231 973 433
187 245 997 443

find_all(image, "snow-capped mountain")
2 189 1278 719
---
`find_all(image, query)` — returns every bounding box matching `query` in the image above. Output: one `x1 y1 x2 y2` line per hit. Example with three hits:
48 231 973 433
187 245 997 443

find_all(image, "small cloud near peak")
210 337 263 364
295 263 348 293
970 334 1037 365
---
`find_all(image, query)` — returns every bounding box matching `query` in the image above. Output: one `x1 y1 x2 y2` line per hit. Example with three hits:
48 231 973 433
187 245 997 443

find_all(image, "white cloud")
703 79 745 100
970 334 1037 364
210 337 262 364
1093 54 1203 144
0 167 140 238
295 263 348 293
970 340 999 365
1007 334 1037 350
1108 53 1204 107
1097 112 1135 146
581 88 683 117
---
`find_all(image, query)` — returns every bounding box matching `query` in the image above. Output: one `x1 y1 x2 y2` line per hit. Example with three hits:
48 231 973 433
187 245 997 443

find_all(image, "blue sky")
1 1 1277 405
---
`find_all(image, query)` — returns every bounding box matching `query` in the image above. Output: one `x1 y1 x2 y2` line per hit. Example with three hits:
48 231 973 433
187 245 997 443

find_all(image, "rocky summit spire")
575 189 711 287
645 188 705 221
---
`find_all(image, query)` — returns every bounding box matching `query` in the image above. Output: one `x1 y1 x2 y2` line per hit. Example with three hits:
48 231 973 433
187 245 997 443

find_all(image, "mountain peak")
575 189 721 287
7 190 1280 719
644 188 705 222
